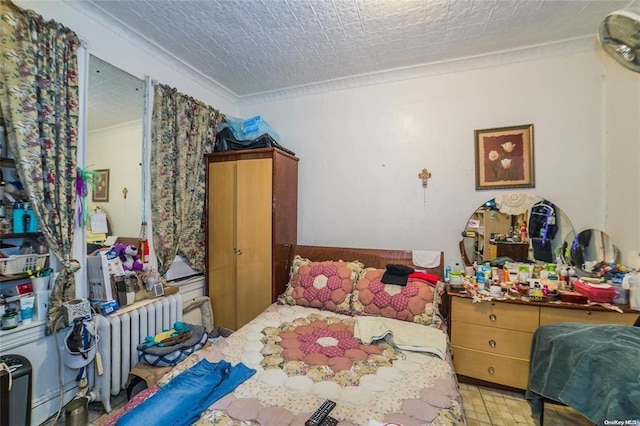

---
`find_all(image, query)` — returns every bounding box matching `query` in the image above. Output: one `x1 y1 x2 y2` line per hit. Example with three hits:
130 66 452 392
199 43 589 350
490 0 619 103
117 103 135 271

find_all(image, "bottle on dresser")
450 263 464 287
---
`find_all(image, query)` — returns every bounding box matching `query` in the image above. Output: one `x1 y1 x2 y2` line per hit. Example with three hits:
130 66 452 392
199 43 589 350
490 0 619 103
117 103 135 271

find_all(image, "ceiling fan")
599 9 640 72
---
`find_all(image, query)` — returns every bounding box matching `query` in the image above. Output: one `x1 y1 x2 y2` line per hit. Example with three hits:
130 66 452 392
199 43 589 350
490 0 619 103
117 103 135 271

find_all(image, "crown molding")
238 37 596 106
56 1 597 109
64 0 239 105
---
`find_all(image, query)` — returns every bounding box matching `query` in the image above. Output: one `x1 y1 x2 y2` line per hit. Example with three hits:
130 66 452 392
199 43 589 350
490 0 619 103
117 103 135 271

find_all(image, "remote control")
305 400 336 426
319 416 338 426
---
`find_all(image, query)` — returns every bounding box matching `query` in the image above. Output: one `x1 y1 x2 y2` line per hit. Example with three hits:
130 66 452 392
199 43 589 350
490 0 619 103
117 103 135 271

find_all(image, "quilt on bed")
107 303 465 426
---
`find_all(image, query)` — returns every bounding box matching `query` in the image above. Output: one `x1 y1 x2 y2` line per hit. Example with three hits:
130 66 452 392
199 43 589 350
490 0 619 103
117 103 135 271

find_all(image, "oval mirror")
462 194 575 265
570 229 620 275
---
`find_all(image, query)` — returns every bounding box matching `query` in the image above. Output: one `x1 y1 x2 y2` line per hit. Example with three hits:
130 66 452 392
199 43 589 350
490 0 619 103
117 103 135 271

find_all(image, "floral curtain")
0 2 80 335
151 84 223 274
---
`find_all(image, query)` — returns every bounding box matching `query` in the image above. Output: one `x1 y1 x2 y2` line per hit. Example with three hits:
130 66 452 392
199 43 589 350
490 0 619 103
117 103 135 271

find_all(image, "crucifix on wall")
418 168 432 188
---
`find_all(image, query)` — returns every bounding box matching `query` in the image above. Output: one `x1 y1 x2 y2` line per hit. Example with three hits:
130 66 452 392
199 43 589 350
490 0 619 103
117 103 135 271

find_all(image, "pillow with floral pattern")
278 255 363 313
351 268 444 326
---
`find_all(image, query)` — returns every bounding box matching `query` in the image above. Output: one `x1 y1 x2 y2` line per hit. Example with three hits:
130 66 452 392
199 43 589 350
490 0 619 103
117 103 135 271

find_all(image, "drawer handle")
587 311 592 316
488 339 496 348
488 366 495 374
489 313 497 322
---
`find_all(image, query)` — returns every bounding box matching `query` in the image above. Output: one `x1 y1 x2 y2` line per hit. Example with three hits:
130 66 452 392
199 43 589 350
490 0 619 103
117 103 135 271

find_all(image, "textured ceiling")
88 55 145 131
84 0 637 98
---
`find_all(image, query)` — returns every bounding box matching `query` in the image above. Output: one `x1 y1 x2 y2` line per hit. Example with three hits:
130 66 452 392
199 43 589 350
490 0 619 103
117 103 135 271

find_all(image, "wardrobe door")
208 160 238 330
236 158 273 328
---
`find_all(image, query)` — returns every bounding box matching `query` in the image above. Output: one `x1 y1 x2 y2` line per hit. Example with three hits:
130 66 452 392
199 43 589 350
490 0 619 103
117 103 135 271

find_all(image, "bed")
526 322 640 424
105 245 466 426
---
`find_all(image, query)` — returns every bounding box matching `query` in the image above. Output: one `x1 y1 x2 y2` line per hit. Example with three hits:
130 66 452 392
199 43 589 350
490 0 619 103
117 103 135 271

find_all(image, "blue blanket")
526 323 640 424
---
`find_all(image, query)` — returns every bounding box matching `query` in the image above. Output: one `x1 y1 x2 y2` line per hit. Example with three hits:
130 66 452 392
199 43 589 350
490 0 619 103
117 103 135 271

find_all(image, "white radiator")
94 293 182 412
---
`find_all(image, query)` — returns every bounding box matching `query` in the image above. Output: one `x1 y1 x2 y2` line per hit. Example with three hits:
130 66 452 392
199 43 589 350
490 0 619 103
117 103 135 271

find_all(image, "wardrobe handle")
488 366 495 374
489 313 497 322
237 249 243 255
232 248 237 254
488 339 496 348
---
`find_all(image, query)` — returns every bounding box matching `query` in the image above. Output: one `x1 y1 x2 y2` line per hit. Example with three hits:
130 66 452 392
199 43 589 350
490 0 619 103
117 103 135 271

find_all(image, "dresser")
449 294 638 389
206 148 298 330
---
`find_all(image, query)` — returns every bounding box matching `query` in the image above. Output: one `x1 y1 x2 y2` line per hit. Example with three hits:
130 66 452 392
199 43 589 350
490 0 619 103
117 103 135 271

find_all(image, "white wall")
602 52 640 267
87 120 143 237
241 51 609 268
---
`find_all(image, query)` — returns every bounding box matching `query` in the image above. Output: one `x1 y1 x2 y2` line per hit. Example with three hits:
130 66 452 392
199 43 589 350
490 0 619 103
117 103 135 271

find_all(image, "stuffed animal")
114 243 148 272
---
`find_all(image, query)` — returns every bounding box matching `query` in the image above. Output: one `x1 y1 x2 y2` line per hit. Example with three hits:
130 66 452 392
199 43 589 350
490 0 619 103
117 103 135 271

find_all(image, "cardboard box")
92 299 119 316
88 248 125 302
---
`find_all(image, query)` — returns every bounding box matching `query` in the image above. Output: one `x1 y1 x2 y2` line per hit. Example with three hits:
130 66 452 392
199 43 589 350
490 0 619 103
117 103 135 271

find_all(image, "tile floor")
459 382 593 426
42 383 593 426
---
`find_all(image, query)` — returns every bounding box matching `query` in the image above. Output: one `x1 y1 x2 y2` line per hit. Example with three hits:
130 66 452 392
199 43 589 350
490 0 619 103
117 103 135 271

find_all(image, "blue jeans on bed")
117 359 255 426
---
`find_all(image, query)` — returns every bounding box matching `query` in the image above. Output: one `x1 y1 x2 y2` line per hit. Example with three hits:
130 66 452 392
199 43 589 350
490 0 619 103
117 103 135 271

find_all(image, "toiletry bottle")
450 263 463 286
12 203 25 233
444 265 451 282
452 262 462 275
559 266 569 291
26 205 37 232
22 203 31 234
520 222 528 242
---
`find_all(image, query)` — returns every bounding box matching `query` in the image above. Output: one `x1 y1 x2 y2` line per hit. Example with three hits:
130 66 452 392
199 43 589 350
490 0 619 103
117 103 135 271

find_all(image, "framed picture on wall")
92 169 110 202
474 124 534 190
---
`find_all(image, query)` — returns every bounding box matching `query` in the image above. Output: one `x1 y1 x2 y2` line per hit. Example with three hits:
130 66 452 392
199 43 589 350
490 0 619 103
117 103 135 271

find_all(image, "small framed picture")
92 169 110 202
474 124 534 190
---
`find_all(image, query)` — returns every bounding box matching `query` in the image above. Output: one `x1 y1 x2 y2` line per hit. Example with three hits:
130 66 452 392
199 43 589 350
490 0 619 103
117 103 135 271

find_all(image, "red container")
558 291 588 304
573 281 616 303
16 282 33 294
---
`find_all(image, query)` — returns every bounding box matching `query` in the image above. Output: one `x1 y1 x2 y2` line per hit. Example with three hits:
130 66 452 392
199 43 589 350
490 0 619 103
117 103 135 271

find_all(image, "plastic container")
20 295 35 324
0 253 48 275
622 272 640 310
12 203 25 233
573 281 616 303
449 263 464 287
558 290 588 304
31 276 49 292
25 207 37 232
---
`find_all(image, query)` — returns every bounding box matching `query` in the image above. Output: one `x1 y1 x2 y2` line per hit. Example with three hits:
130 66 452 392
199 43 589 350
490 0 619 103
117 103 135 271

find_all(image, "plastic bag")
223 115 281 144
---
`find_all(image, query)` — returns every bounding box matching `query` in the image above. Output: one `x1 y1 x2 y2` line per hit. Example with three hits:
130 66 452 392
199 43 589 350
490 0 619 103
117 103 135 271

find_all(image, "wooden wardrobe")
205 148 298 330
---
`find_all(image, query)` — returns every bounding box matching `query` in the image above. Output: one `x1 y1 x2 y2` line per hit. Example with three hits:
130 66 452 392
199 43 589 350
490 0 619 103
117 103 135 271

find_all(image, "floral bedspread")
108 304 466 426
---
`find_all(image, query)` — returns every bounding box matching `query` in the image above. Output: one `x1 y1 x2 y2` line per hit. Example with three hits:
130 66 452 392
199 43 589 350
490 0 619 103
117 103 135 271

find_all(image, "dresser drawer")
452 346 529 389
451 322 533 358
539 307 638 326
451 297 539 332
